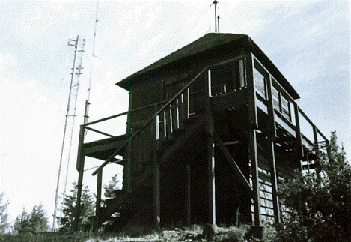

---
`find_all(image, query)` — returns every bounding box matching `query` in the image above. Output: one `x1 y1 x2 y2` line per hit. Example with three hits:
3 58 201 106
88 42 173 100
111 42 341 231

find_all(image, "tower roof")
117 33 299 99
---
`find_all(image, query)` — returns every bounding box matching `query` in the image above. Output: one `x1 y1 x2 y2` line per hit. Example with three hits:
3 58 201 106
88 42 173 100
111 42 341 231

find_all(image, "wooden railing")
91 67 209 175
156 88 190 143
254 81 328 157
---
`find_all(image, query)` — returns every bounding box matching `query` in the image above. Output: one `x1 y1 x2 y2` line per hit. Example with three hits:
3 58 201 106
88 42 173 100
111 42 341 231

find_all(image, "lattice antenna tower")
52 35 85 231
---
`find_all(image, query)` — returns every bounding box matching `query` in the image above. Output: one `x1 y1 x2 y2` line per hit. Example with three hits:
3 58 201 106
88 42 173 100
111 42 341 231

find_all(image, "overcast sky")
0 0 349 229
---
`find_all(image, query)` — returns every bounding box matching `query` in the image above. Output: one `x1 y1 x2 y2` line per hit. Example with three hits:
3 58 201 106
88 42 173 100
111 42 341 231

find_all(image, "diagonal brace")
215 134 253 197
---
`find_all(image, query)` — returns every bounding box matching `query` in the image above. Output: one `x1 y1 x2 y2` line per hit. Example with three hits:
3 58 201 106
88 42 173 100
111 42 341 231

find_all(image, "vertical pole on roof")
217 16 220 33
213 1 218 33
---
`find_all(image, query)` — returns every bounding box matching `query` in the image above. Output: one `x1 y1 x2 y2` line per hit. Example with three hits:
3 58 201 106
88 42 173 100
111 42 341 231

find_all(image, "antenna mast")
52 35 85 231
85 1 100 126
213 0 219 33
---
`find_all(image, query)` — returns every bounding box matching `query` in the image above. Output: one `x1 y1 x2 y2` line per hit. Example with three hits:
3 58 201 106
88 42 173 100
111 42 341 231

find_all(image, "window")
209 59 247 96
231 59 247 90
281 95 291 120
272 84 280 111
211 63 235 96
254 67 267 99
238 59 246 88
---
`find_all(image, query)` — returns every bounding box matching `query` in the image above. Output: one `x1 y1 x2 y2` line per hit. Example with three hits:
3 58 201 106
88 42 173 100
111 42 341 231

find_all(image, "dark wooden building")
75 33 328 233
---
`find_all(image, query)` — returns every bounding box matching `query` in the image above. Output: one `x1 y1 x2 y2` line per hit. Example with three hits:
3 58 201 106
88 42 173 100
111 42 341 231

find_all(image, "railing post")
184 88 190 119
160 111 166 143
293 103 304 171
313 125 321 182
179 94 184 129
166 108 172 138
155 115 160 147
171 101 178 131
208 69 212 97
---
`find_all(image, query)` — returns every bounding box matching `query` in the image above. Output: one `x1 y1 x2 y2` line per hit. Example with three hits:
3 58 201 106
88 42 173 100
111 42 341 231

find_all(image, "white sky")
0 0 350 229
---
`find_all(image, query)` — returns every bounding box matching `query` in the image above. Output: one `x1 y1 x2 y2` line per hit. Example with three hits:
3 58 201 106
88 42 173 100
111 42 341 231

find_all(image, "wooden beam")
186 165 191 226
83 101 166 127
74 125 86 232
207 137 216 225
249 130 261 227
76 125 86 171
95 168 103 232
313 125 321 181
85 126 115 138
266 74 281 223
247 54 258 129
153 114 160 229
215 135 252 195
297 106 327 141
122 88 133 194
247 53 261 227
206 69 216 226
293 102 304 164
153 160 160 229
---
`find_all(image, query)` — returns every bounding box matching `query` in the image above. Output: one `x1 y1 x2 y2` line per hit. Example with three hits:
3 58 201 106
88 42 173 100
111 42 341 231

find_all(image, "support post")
95 168 103 232
206 69 216 226
74 125 86 232
125 82 133 194
186 165 191 226
249 130 261 227
246 54 262 238
206 135 216 226
153 113 160 229
153 160 160 229
266 75 281 223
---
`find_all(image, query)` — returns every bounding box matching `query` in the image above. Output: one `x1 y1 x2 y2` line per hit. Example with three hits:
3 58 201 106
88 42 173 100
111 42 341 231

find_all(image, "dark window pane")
254 68 267 99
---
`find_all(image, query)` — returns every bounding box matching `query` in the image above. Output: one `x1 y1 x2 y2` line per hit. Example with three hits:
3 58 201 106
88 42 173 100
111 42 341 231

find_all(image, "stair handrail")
92 66 209 175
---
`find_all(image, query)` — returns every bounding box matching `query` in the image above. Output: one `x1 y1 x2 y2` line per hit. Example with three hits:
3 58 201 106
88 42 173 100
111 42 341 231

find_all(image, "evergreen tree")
29 205 49 233
60 182 95 232
104 174 121 199
276 131 350 242
0 193 8 234
13 205 49 234
14 208 32 234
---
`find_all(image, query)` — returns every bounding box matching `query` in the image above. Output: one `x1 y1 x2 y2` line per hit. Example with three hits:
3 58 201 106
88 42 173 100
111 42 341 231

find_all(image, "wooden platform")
83 134 126 161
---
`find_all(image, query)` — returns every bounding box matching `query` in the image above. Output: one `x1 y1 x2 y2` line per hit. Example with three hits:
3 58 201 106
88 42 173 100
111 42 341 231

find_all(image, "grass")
85 224 277 242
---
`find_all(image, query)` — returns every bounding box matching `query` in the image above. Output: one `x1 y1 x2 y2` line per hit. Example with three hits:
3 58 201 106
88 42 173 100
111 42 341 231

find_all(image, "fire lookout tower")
75 33 328 234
